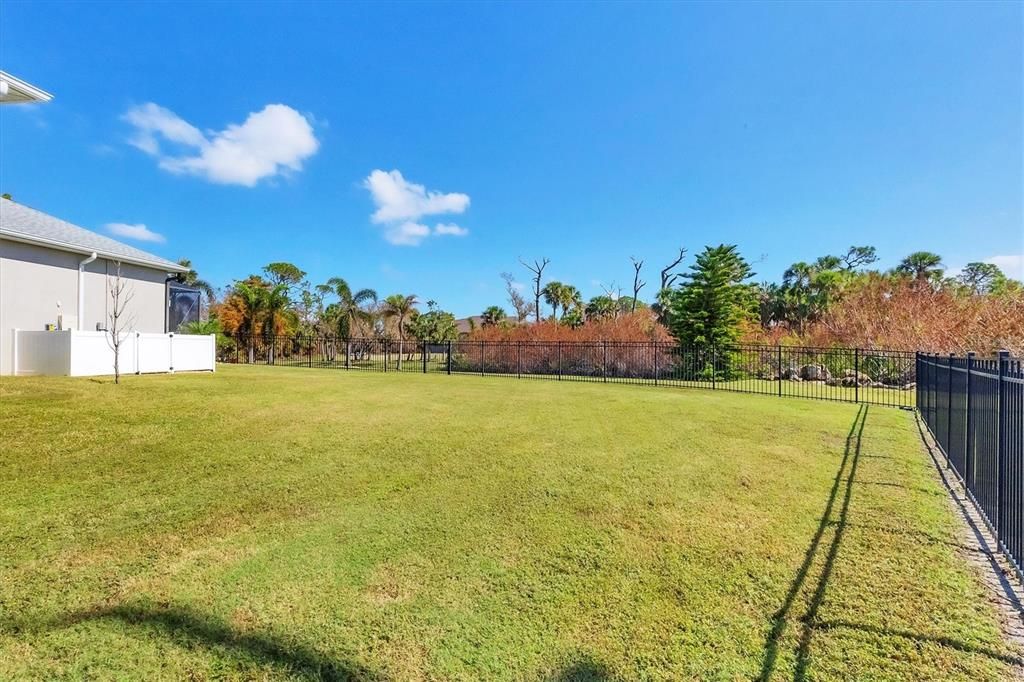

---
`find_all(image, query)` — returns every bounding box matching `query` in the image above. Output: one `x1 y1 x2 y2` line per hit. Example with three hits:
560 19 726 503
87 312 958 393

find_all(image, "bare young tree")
106 261 136 384
630 257 646 312
518 257 550 323
600 281 623 299
598 281 625 317
501 272 535 322
659 247 688 291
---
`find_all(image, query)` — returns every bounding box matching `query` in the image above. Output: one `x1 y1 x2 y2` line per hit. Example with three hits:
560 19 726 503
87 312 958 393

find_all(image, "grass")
0 365 1016 680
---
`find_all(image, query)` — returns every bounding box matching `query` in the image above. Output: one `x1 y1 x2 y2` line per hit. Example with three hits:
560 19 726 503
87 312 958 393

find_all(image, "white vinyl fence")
13 330 216 377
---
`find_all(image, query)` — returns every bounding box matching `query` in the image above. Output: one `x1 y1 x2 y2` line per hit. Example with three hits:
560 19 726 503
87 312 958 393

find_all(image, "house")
0 70 53 104
0 197 190 375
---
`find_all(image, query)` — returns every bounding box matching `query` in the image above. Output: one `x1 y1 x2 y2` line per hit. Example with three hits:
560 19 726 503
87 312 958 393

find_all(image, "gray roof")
0 197 186 272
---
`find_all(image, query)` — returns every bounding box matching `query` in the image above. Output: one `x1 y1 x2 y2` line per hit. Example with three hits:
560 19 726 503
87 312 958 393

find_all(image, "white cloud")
985 254 1023 279
433 222 468 237
385 221 432 246
123 103 319 186
363 169 470 246
105 222 165 243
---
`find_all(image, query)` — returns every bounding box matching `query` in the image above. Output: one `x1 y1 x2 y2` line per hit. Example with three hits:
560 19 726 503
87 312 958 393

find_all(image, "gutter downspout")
77 252 97 331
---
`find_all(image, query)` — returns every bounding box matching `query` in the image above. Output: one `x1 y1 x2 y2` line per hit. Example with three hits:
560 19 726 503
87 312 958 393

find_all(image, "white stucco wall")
0 238 173 375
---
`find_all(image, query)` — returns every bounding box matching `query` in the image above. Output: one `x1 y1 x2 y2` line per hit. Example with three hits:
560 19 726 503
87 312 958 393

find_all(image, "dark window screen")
168 285 201 331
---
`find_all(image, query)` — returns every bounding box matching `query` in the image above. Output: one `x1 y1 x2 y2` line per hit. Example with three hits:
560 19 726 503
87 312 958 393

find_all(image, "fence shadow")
815 619 1023 666
758 404 866 681
548 654 612 681
759 405 1023 680
39 603 384 681
912 411 1024 628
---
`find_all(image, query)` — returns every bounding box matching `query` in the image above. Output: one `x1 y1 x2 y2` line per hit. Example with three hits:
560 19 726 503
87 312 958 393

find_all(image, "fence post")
965 351 975 489
929 352 936 426
777 345 783 397
917 352 925 411
447 340 453 375
654 342 659 386
422 340 428 374
345 340 351 370
603 341 608 383
557 342 562 381
480 340 485 377
946 352 954 461
917 350 925 413
854 347 859 404
711 345 716 391
996 350 1009 543
517 341 522 379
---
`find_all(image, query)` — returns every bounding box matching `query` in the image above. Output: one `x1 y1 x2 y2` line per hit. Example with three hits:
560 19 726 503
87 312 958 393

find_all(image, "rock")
789 376 803 382
780 366 801 380
800 364 830 382
842 369 872 384
871 381 885 388
902 382 916 390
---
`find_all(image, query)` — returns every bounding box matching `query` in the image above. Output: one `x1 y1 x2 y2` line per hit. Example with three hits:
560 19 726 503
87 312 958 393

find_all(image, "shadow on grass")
816 619 1023 666
839 520 996 556
854 479 945 497
759 406 1023 680
550 654 612 681
757 404 866 681
49 604 385 681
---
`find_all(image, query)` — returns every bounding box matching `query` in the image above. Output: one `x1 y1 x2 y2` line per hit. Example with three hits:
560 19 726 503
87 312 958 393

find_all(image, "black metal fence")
918 351 1024 579
221 335 917 408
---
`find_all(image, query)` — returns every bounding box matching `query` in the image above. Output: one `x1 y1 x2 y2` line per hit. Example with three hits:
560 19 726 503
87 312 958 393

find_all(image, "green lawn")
0 366 1016 680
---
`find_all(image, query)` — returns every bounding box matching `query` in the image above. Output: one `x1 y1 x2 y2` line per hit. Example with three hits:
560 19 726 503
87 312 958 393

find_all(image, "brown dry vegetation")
468 311 671 343
752 276 1024 354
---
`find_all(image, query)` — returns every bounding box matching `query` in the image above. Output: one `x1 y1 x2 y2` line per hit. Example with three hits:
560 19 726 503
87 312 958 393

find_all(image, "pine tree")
665 244 755 348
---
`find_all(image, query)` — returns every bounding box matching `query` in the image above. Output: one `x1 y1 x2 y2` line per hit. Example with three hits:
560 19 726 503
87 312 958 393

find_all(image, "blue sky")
2 1 1021 316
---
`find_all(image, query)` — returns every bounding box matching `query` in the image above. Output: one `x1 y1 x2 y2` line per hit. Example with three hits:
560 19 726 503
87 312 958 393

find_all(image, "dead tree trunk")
519 257 550 324
630 257 646 313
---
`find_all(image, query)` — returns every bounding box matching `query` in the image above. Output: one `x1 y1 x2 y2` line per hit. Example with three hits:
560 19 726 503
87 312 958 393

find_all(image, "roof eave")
0 71 54 103
0 230 187 273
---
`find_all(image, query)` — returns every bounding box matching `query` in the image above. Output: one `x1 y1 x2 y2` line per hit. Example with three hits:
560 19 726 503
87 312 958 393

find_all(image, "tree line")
175 244 1023 355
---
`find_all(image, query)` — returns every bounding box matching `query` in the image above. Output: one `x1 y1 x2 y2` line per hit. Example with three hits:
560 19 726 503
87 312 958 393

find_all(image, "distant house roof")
0 197 187 272
0 71 53 104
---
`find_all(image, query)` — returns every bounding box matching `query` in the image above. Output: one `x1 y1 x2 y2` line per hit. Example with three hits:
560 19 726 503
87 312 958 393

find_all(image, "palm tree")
542 281 565 319
233 281 266 363
175 258 216 313
316 277 377 340
481 305 507 326
260 283 292 364
585 295 617 321
382 294 418 368
896 251 944 284
180 318 221 335
557 285 582 321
